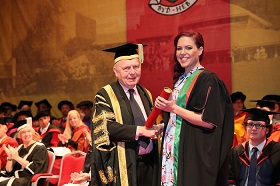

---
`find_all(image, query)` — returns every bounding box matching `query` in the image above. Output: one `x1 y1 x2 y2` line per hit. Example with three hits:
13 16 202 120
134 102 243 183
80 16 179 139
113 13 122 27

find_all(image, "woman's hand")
155 96 176 113
33 132 41 142
7 145 19 159
58 134 69 144
70 171 90 184
3 144 12 158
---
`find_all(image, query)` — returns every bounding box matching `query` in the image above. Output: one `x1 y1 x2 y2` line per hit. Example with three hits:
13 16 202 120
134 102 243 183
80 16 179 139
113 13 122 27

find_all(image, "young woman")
155 31 234 186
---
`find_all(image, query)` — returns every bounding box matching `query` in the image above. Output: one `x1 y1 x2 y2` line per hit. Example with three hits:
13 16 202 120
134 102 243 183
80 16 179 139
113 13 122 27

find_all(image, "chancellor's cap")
103 43 146 64
242 108 280 123
18 100 33 110
35 99 52 109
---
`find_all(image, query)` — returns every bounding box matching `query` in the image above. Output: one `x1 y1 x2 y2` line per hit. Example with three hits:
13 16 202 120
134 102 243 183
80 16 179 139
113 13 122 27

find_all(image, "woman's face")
69 113 80 128
176 36 203 72
20 128 33 143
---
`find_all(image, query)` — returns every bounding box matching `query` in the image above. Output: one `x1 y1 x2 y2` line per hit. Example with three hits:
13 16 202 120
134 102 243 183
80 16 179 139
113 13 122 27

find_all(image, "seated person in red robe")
0 118 18 170
33 111 62 148
58 110 90 152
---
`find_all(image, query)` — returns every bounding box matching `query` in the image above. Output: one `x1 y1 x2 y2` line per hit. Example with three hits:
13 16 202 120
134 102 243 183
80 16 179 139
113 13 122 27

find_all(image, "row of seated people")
0 109 91 186
0 99 93 131
231 93 280 147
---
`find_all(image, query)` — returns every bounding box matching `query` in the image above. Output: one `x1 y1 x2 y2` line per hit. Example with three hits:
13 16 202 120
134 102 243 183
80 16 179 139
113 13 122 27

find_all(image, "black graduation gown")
161 70 234 186
229 140 280 186
0 142 48 186
91 81 159 186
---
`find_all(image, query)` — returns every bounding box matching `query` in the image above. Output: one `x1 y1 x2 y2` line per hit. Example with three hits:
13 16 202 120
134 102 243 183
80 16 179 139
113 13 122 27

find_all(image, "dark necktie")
128 89 149 148
248 147 258 186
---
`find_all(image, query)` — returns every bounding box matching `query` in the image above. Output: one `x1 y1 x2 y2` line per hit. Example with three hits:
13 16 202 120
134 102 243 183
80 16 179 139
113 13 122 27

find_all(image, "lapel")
115 82 133 116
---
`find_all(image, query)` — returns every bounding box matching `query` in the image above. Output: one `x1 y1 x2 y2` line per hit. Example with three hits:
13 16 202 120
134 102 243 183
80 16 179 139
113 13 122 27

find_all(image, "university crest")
149 0 197 15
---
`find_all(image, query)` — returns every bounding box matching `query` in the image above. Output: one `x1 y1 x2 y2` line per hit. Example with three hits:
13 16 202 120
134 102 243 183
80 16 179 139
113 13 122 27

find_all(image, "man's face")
38 104 50 112
79 106 91 117
246 119 269 144
3 107 12 116
38 116 50 128
0 124 7 138
113 58 141 89
61 105 71 117
232 99 244 113
17 114 29 121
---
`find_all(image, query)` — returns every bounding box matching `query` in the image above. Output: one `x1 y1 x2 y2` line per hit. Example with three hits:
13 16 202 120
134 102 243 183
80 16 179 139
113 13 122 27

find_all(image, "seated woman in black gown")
0 124 48 186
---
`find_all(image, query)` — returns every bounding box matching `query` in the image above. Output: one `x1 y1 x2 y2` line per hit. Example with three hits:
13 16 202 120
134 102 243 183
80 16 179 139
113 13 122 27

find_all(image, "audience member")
0 118 18 170
0 124 48 186
35 99 56 123
33 110 62 148
228 108 280 186
8 110 33 138
17 100 33 112
52 100 74 130
58 110 90 152
0 102 17 123
76 101 93 129
230 91 249 144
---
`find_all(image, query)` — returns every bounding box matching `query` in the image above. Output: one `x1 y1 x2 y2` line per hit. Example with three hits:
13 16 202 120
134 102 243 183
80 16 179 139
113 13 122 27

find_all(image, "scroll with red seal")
145 87 172 128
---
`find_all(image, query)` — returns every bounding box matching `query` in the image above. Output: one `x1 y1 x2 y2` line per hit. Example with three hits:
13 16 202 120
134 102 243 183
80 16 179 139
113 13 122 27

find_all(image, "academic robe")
161 70 234 186
36 125 62 148
91 81 159 186
228 140 280 186
0 136 18 169
0 142 48 186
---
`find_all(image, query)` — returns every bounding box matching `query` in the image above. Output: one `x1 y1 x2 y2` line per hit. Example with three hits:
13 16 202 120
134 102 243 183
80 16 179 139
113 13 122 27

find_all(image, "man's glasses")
246 123 267 129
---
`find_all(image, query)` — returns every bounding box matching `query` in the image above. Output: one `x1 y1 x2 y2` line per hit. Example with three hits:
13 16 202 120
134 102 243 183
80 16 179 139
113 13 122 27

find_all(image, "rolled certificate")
145 87 172 128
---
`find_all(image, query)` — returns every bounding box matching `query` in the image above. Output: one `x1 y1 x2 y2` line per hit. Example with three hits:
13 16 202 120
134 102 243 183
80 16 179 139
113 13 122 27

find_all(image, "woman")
154 31 234 186
0 124 48 186
58 110 90 152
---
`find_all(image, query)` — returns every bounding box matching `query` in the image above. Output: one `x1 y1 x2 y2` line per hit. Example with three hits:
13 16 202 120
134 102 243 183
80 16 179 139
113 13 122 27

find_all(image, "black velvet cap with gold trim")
103 43 147 64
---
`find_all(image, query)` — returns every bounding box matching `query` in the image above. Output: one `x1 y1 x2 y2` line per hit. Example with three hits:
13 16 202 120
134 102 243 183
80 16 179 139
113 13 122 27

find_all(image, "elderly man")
91 43 162 186
228 108 280 186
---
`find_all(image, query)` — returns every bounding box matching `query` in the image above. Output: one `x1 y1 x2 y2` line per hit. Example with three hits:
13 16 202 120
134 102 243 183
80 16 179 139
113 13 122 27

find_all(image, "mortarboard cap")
230 91 246 102
34 110 50 121
103 43 147 64
261 94 280 103
242 108 280 123
0 102 17 111
12 110 33 124
250 100 280 110
76 100 93 108
18 100 33 110
35 99 52 109
58 100 74 111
